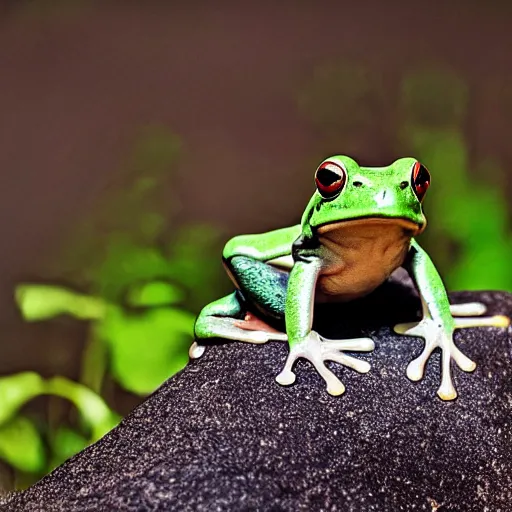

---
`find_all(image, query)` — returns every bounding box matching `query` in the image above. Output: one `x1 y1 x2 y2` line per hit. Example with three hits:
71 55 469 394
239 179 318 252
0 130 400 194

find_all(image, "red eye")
315 162 346 199
411 162 431 201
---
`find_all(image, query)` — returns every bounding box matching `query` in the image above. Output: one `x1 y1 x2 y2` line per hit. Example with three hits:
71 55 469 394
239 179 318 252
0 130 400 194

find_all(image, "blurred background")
0 0 511 492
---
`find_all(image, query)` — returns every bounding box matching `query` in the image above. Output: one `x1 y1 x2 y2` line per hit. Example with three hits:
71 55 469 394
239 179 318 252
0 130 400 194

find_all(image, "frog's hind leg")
191 255 290 359
396 301 510 333
194 290 285 338
449 302 510 328
191 293 287 359
233 311 286 336
450 302 487 317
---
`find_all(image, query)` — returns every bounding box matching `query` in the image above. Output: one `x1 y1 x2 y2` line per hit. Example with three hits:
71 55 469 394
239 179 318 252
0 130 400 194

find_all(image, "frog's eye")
411 162 431 201
315 161 346 199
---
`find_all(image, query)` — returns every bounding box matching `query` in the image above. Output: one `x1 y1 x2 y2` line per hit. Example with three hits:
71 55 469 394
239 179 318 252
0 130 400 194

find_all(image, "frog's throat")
315 216 425 237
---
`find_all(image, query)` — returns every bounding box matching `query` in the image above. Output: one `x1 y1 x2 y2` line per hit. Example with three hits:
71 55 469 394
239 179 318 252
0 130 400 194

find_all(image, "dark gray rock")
2 281 512 511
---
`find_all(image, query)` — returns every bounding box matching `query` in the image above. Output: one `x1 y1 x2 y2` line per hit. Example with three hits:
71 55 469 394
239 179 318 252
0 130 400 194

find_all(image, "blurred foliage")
15 285 194 395
1 127 223 490
398 69 512 291
0 372 118 477
3 62 511 493
299 63 512 291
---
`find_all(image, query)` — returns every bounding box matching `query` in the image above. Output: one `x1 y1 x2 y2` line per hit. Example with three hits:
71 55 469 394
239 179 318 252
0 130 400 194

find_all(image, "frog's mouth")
315 216 425 237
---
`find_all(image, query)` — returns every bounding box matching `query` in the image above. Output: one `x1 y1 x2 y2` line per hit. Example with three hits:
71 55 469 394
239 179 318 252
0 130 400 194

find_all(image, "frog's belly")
315 219 414 302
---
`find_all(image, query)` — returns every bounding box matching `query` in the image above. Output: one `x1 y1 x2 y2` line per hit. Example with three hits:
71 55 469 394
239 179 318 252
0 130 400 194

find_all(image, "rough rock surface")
2 279 512 511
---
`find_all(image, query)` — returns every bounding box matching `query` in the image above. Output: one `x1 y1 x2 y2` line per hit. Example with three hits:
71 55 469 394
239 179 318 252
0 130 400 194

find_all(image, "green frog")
191 156 509 400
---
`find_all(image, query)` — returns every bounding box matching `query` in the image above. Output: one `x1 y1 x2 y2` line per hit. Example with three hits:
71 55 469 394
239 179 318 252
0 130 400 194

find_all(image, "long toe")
322 337 375 352
406 357 427 382
189 342 205 359
437 382 457 401
276 370 296 386
324 352 371 374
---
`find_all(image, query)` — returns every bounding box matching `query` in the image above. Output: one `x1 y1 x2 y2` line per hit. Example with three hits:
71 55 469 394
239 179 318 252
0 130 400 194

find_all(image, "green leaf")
92 238 173 302
44 377 120 441
0 416 45 473
126 281 184 307
49 427 89 469
99 307 194 394
0 372 45 425
15 285 107 322
167 224 223 309
80 327 108 394
0 372 118 442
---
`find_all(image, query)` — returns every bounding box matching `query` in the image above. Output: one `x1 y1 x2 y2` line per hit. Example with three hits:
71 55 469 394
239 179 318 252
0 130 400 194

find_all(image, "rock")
2 280 512 511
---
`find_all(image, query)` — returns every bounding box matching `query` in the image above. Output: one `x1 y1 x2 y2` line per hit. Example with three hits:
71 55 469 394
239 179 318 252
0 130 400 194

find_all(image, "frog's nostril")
400 181 408 190
353 181 363 187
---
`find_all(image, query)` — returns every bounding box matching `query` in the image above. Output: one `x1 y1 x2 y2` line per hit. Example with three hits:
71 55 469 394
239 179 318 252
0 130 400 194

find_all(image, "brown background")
0 0 511 387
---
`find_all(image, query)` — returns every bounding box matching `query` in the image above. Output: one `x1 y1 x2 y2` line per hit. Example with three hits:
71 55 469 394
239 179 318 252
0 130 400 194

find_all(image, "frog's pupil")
317 168 340 187
412 162 431 201
315 162 345 198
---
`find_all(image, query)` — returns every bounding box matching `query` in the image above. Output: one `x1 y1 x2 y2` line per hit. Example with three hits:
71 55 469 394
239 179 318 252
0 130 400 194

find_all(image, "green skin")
193 155 509 400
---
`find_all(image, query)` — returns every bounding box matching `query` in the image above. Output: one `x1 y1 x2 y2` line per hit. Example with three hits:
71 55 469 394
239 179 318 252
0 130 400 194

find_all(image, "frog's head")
302 155 430 238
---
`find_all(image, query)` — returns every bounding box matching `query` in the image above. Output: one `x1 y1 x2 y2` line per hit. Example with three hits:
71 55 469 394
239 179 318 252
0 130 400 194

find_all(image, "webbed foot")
275 331 374 396
394 302 510 400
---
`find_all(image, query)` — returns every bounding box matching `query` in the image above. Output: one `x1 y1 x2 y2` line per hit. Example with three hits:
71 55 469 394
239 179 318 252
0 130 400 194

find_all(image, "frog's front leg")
394 240 510 400
275 258 374 396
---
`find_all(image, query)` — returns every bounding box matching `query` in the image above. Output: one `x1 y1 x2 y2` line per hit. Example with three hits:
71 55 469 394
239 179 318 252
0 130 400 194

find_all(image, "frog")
190 155 509 400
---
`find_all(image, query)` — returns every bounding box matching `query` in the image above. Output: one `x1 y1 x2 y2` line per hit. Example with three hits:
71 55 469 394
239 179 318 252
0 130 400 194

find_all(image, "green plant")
0 127 223 489
15 283 195 396
0 372 118 484
399 69 512 291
